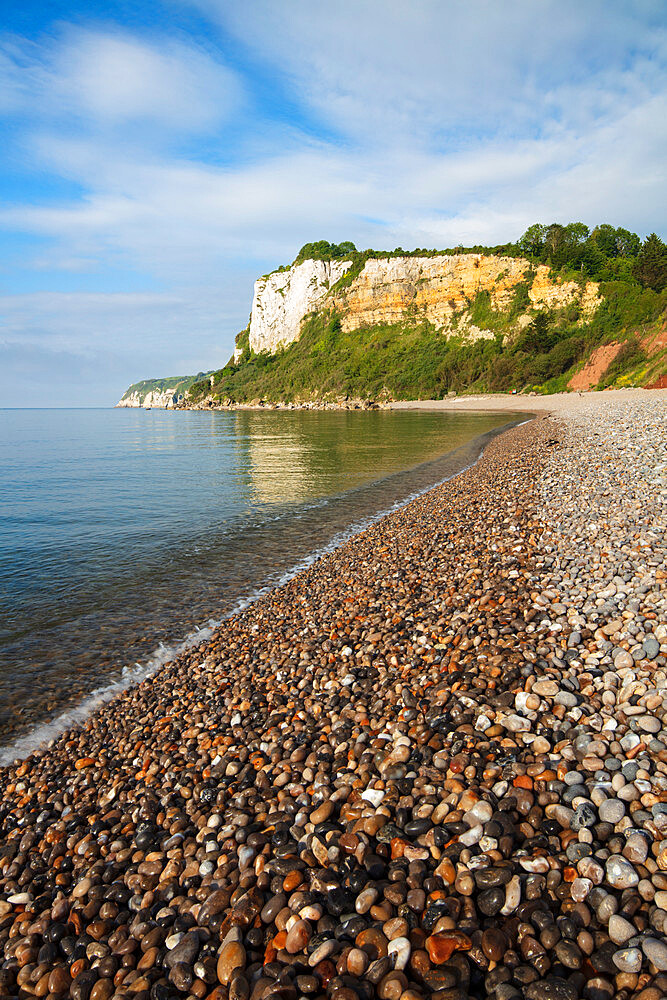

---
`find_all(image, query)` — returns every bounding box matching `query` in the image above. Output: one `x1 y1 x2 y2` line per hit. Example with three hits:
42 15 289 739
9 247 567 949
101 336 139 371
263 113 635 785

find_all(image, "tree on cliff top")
634 233 667 292
591 224 641 258
516 224 546 256
294 241 357 265
516 221 645 277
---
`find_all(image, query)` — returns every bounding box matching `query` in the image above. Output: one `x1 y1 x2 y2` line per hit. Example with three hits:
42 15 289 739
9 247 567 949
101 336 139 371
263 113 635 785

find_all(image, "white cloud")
2 6 664 277
200 0 667 145
0 42 42 114
52 30 241 131
4 84 664 283
0 27 241 133
0 284 251 406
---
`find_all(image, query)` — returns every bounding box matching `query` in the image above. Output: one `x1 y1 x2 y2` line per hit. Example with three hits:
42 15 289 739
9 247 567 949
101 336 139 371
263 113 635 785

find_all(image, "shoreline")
0 415 526 765
0 394 666 999
389 386 667 415
117 386 667 415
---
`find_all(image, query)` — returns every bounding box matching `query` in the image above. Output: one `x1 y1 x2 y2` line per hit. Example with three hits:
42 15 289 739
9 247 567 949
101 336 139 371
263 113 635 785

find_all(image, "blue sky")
1 0 665 406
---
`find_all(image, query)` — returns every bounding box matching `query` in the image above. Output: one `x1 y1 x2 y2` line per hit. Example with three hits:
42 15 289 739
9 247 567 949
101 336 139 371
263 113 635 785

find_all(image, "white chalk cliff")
116 388 187 408
117 250 603 406
249 259 352 354
115 371 211 408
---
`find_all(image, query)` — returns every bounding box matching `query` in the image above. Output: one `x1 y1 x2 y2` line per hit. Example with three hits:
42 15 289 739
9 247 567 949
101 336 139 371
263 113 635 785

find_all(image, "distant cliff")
116 372 211 408
119 226 667 406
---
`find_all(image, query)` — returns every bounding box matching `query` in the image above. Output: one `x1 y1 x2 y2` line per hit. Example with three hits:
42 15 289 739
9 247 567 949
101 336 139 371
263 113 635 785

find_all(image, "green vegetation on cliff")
275 221 667 284
189 280 665 404
186 224 667 404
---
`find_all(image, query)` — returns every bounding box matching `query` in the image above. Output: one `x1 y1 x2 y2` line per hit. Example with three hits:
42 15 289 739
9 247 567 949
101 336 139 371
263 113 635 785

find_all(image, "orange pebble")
390 837 408 859
426 931 472 964
70 960 86 980
74 758 96 770
282 871 302 892
272 931 287 950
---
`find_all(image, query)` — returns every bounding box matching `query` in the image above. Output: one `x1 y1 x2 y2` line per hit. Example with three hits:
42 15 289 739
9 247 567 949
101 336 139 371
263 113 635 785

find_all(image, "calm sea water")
0 406 525 756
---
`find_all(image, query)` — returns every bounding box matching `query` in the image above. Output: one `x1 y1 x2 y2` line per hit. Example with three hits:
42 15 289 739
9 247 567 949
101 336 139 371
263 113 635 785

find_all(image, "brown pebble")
90 979 113 1000
481 927 507 962
310 800 334 824
285 918 311 954
48 966 72 995
217 942 246 986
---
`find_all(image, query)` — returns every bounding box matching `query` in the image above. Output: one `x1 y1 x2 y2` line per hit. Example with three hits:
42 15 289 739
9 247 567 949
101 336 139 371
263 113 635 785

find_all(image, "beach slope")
0 391 666 1000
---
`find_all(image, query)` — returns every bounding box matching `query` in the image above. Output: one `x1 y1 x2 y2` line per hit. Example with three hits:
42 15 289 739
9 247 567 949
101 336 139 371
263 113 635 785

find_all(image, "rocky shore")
173 397 383 412
0 394 666 1000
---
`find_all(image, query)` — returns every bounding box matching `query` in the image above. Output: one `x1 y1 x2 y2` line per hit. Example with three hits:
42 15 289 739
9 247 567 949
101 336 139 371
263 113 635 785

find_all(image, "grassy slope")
189 280 667 404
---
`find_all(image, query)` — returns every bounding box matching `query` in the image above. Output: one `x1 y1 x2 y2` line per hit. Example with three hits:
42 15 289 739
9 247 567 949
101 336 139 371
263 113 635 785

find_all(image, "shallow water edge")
0 414 531 766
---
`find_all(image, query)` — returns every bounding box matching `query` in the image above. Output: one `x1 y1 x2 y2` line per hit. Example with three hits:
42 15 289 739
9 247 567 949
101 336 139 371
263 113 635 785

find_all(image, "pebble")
599 798 626 824
217 942 246 985
386 936 411 970
624 832 649 863
613 947 643 973
608 914 635 944
615 650 634 670
642 937 667 970
524 979 577 1000
644 635 660 659
606 855 640 889
637 715 661 733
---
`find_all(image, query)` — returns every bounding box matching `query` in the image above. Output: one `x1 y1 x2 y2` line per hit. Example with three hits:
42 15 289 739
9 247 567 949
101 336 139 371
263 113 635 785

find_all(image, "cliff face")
332 255 525 332
117 388 187 408
250 259 351 354
116 372 210 408
248 253 600 354
528 265 601 316
119 237 665 406
335 255 599 333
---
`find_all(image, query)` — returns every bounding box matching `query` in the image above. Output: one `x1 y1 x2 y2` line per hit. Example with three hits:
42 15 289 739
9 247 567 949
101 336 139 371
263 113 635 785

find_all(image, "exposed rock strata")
249 254 600 356
336 256 599 334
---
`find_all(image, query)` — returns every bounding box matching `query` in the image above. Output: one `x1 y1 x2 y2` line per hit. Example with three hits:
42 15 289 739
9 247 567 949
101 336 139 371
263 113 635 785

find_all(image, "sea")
0 406 525 762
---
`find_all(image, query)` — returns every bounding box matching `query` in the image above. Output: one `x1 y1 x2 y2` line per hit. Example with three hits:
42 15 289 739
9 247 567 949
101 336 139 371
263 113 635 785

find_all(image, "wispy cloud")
53 30 240 131
205 0 667 143
0 26 242 133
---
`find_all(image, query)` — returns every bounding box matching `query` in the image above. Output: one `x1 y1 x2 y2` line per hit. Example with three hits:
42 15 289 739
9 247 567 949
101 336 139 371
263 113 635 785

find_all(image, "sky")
0 1 665 407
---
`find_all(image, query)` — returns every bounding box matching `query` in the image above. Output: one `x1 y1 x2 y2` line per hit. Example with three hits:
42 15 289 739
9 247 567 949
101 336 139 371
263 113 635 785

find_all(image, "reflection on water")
238 408 512 506
244 420 311 506
0 406 526 741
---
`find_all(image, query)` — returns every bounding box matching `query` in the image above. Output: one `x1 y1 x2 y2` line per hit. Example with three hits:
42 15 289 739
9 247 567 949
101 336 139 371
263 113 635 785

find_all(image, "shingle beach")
0 391 666 1000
